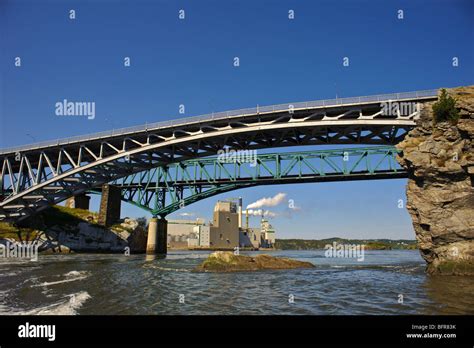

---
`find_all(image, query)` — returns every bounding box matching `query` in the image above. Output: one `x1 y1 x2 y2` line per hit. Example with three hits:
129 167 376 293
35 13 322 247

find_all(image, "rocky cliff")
396 86 474 275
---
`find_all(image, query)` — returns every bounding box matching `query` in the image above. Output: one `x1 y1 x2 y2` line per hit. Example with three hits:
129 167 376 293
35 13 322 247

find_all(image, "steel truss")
90 146 406 217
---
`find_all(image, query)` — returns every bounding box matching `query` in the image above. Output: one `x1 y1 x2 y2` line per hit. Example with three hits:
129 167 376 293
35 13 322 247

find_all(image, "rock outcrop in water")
396 86 474 275
194 251 315 272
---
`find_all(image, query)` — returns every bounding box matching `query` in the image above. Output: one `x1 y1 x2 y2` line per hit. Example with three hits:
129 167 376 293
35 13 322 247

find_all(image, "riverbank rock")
38 218 147 254
194 251 315 272
0 207 148 254
396 86 474 275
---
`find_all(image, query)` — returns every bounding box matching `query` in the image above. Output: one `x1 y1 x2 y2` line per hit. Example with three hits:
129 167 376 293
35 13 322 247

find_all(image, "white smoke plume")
246 193 286 209
246 209 277 218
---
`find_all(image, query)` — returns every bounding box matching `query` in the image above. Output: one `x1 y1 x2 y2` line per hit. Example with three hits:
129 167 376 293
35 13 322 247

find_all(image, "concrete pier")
146 217 167 254
65 194 91 210
98 184 121 226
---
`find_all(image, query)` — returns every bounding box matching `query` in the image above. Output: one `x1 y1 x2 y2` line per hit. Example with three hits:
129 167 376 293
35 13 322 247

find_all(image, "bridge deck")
0 89 437 155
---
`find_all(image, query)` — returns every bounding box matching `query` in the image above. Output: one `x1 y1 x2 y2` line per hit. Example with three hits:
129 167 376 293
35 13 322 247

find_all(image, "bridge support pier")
146 217 167 255
98 184 121 227
65 194 90 210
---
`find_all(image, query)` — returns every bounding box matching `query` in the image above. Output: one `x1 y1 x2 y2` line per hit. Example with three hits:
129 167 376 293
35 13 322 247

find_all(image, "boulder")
120 218 139 231
194 251 315 272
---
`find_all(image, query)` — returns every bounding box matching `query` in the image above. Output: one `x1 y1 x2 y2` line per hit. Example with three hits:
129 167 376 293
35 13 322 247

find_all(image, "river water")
0 250 473 315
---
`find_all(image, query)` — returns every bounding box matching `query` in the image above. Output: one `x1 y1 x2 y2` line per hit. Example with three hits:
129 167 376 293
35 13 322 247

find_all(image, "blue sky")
1 0 473 239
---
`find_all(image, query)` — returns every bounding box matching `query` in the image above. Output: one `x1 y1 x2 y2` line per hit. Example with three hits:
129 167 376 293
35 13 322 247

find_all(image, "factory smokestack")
238 197 242 228
246 209 249 230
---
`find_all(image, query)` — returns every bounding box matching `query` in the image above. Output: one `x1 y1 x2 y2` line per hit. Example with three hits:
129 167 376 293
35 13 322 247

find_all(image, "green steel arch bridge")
90 146 406 217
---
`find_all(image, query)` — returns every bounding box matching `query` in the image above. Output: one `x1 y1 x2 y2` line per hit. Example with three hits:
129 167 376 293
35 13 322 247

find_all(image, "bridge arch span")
0 90 436 221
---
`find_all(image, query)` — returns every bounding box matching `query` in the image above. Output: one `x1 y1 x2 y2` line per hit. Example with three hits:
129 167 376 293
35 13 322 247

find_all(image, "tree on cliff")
432 89 460 124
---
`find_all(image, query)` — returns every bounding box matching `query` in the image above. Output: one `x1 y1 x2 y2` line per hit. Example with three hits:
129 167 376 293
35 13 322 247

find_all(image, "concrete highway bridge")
0 89 438 253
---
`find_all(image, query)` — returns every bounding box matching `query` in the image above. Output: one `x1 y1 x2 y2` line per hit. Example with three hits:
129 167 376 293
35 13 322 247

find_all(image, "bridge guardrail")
0 89 438 155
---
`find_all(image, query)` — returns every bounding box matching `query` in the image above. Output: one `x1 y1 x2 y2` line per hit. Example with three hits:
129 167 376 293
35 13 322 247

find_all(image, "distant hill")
274 238 417 250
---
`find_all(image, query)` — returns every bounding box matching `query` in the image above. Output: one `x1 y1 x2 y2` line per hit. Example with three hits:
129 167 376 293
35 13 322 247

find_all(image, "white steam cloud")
247 209 277 218
246 193 286 209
